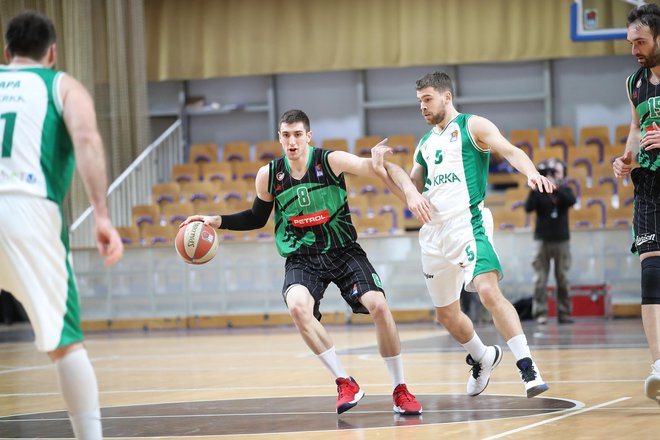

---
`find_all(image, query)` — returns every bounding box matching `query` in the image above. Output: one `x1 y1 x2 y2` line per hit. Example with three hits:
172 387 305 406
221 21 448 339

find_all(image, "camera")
537 160 556 178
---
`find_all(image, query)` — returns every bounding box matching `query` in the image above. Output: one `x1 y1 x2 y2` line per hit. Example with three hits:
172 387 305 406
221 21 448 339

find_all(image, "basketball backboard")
571 0 649 41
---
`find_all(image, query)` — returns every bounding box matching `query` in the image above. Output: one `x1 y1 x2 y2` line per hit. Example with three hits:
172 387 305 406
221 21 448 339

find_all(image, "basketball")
174 221 219 264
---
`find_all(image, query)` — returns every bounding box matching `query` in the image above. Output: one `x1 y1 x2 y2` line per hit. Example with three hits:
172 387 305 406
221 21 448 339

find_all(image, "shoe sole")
469 345 503 397
393 405 423 415
645 376 660 406
526 383 549 398
337 389 365 414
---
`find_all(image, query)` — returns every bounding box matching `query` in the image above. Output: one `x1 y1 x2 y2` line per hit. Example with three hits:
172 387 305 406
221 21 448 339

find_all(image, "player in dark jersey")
180 109 427 415
613 3 660 405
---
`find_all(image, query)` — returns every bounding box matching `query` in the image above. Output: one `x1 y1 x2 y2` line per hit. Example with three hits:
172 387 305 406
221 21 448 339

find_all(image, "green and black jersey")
627 67 660 171
268 147 357 257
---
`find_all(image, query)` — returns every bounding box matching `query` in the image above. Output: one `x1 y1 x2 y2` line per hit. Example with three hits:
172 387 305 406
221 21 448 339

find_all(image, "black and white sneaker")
516 357 549 398
466 345 503 396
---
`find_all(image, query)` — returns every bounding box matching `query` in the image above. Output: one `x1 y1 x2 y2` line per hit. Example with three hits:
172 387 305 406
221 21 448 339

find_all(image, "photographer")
524 159 577 324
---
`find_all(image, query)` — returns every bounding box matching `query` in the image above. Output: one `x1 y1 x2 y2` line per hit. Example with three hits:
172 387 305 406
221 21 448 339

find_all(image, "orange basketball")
174 221 219 264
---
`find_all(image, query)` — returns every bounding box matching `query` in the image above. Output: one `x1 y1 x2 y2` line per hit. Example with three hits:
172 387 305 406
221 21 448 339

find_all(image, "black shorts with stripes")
282 242 385 321
631 167 660 255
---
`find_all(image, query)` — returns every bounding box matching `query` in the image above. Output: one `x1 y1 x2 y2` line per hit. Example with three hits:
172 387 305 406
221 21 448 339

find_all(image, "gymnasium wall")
144 0 631 80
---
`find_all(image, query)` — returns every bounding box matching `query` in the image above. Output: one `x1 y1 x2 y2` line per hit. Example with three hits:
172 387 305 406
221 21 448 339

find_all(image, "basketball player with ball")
180 109 428 415
0 11 123 439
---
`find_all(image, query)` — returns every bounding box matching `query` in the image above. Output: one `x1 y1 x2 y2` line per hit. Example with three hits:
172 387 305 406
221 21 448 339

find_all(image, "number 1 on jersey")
1 112 17 158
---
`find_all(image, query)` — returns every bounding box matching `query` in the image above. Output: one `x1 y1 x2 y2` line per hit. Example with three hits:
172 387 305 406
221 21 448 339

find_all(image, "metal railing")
69 120 183 248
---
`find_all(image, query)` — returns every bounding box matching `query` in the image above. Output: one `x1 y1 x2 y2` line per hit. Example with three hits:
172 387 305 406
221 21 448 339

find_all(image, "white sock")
383 354 405 388
507 334 532 361
652 359 660 373
461 332 488 362
55 348 103 440
317 346 348 379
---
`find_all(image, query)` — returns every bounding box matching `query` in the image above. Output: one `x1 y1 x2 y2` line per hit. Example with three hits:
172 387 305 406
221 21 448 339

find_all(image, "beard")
425 109 445 126
639 42 660 68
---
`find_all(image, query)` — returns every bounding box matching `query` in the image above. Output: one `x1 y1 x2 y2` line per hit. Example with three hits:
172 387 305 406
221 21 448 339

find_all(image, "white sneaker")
516 357 549 398
645 364 660 406
466 345 503 396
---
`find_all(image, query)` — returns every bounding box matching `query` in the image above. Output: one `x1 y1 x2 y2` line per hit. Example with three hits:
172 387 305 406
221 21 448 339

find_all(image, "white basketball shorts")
0 194 83 351
419 207 503 308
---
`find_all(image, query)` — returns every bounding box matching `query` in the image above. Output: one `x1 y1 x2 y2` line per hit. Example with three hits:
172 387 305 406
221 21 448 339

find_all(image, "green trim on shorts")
57 205 84 348
470 206 503 277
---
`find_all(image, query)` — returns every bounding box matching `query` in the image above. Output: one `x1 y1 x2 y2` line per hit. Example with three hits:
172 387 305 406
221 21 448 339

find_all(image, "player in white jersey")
371 71 555 398
0 11 123 439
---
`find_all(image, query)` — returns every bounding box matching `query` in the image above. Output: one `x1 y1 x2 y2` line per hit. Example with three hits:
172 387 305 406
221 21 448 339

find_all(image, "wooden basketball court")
0 318 658 438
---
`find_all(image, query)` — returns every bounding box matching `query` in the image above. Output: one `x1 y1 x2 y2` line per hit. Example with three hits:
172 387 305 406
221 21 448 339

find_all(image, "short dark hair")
627 3 660 39
5 10 56 60
416 71 454 95
279 109 310 132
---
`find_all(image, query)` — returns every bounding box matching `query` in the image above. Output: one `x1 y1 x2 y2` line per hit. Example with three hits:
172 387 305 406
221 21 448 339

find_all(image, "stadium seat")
322 138 349 152
131 204 160 229
388 134 416 153
345 173 386 198
117 226 141 246
614 124 629 146
352 212 395 236
189 143 218 163
200 161 233 183
503 187 531 211
223 141 251 162
232 161 262 181
141 224 177 246
533 146 565 166
348 195 371 219
570 205 603 229
509 128 540 153
152 182 181 206
179 181 219 205
171 163 200 184
606 206 633 229
579 125 611 149
161 202 195 225
255 140 282 163
603 145 623 165
544 126 575 149
355 135 384 157
492 208 527 231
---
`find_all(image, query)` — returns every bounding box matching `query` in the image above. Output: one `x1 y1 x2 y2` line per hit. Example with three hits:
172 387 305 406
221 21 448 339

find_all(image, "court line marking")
0 379 644 397
480 396 630 440
0 393 582 417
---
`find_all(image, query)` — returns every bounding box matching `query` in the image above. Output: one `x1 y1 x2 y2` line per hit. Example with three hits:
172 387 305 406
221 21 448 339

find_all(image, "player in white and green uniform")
372 71 555 400
0 54 79 351
0 11 122 439
414 112 502 300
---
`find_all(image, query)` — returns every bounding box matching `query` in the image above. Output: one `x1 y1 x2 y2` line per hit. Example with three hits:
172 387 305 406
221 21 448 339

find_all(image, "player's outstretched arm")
180 165 274 231
61 74 123 266
469 116 555 194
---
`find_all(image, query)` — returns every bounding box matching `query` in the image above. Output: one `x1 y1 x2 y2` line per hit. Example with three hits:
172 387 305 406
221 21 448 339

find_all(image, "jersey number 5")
1 112 17 158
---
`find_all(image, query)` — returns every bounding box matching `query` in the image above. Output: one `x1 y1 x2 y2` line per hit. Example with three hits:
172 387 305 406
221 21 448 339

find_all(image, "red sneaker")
393 383 422 415
335 376 365 414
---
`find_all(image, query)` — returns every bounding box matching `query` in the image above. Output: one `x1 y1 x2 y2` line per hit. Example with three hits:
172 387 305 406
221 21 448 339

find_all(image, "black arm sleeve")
219 197 274 230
